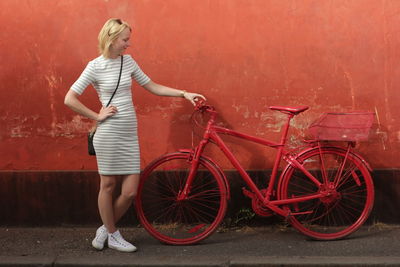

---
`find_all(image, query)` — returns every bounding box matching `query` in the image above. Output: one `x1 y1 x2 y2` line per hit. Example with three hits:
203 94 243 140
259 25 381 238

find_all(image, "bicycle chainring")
251 189 274 217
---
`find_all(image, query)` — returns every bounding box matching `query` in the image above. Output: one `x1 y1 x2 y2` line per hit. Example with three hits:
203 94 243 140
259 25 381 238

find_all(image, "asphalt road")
1 224 400 266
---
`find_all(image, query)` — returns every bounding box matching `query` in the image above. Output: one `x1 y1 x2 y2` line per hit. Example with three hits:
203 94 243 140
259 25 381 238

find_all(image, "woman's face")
110 27 131 56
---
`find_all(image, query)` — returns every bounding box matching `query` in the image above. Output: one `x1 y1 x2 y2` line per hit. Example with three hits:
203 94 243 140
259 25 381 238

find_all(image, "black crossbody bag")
88 55 123 156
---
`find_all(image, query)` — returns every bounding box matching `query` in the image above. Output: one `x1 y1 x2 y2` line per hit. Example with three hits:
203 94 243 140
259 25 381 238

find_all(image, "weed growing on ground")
233 208 256 226
367 221 400 231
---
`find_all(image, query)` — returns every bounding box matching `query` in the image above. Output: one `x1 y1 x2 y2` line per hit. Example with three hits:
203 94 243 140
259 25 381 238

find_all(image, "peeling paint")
374 106 388 150
342 69 356 110
231 103 250 119
141 100 184 114
44 72 62 137
10 126 31 138
6 115 92 139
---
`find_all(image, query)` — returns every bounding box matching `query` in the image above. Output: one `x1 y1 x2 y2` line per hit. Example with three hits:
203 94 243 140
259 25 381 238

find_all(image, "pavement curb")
230 256 400 266
54 255 228 267
2 256 400 267
0 256 55 267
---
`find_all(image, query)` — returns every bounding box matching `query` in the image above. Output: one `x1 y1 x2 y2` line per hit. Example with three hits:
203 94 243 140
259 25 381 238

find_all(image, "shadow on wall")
166 98 273 170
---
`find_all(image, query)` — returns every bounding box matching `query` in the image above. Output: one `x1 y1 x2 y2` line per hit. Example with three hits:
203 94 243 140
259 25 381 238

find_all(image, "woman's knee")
121 189 137 201
120 174 139 200
99 176 117 194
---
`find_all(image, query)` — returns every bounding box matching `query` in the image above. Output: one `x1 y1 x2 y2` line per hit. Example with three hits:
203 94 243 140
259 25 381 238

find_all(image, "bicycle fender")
348 150 373 172
179 149 231 200
281 146 372 178
314 146 373 172
277 145 372 201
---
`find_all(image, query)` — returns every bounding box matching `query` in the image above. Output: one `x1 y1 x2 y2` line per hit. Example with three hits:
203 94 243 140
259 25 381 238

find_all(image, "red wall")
1 0 400 170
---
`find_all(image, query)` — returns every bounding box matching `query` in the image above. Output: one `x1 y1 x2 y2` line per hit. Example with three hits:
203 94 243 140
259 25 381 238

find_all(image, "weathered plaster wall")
1 0 400 170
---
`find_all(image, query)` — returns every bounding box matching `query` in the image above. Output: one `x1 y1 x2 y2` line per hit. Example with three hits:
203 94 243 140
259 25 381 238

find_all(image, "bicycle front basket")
309 112 375 141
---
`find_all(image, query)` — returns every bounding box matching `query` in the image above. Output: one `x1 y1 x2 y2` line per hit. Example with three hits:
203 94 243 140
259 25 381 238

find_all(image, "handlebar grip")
194 97 206 110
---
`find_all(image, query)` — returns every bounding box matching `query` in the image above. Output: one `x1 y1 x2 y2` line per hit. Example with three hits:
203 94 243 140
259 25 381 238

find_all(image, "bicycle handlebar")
194 98 215 113
191 98 218 129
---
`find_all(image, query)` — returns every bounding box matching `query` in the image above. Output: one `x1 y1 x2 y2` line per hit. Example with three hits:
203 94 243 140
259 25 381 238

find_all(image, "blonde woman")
64 18 205 252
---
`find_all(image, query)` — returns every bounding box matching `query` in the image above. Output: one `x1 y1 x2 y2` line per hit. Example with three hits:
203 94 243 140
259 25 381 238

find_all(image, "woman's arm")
64 89 117 122
142 81 206 105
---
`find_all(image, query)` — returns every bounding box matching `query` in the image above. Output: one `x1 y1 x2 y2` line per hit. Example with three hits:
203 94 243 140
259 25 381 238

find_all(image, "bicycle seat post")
279 113 294 146
269 106 309 146
266 106 309 201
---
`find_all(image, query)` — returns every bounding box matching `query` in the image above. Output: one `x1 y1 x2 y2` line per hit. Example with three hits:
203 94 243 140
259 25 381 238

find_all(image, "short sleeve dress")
70 54 150 175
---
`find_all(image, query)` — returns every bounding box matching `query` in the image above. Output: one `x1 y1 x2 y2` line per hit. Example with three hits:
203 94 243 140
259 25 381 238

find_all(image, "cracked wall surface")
1 0 400 170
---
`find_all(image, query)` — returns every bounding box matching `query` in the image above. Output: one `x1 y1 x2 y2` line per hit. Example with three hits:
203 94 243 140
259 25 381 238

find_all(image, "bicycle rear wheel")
136 152 227 245
279 146 374 240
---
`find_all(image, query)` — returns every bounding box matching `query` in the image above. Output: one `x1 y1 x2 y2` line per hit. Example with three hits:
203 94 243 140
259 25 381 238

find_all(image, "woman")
64 18 205 252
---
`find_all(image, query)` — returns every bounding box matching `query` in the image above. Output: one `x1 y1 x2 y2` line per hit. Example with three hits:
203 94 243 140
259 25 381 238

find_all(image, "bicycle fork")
176 140 208 201
177 112 218 201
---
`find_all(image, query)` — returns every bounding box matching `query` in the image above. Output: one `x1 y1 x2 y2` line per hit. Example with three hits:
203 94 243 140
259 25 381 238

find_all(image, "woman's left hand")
183 92 206 105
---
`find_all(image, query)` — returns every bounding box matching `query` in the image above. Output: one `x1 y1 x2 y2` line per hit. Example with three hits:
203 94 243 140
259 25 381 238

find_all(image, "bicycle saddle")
269 106 309 115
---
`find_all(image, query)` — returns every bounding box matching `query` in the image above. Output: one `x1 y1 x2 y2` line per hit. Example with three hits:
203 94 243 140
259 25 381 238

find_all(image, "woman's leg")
95 173 139 252
98 175 118 233
113 173 140 223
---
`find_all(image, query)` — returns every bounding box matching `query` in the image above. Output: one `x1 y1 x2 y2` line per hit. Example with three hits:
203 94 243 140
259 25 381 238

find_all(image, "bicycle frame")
137 101 375 244
180 106 351 218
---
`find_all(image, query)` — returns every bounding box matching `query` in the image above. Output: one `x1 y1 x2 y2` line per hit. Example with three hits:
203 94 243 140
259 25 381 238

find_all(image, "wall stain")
44 72 62 137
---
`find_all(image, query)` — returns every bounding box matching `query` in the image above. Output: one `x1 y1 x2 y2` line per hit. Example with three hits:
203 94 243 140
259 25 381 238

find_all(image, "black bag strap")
106 55 123 107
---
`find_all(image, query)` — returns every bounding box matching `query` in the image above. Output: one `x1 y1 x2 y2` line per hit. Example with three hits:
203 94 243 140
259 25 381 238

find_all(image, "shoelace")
96 228 107 241
110 234 129 247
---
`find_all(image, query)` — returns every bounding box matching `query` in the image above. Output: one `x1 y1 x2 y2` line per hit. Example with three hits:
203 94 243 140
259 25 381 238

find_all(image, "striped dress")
71 55 151 175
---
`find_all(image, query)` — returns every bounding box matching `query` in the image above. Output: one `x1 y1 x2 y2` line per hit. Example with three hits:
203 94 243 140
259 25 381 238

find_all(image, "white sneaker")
92 225 108 250
108 230 137 252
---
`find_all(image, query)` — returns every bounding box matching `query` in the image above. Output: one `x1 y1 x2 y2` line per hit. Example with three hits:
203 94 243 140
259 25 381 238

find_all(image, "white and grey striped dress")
71 55 150 175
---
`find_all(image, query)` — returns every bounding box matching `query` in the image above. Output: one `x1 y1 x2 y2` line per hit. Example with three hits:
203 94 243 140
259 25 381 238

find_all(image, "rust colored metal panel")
0 170 398 225
0 171 100 225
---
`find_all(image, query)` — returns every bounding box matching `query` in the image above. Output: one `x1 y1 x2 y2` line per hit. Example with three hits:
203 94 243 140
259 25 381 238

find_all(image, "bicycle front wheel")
279 146 374 240
136 152 227 245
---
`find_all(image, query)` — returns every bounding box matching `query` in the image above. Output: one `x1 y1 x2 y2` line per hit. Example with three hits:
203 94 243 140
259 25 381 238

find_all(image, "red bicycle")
136 100 375 245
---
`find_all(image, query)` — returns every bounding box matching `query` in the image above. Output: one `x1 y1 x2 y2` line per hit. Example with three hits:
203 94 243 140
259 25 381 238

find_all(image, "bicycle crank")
242 188 274 217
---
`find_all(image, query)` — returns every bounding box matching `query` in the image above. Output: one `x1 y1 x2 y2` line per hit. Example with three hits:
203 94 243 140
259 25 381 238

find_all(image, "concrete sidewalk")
1 224 400 266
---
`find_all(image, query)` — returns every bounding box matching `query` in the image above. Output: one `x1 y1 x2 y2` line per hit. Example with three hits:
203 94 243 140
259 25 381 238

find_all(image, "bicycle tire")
136 152 228 245
279 146 374 240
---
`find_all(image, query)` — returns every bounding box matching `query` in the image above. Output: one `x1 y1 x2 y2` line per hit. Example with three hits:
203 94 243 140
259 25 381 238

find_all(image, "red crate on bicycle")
309 112 375 141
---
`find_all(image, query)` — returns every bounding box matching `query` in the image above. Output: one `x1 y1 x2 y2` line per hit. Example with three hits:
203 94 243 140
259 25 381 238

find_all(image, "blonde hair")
98 18 131 58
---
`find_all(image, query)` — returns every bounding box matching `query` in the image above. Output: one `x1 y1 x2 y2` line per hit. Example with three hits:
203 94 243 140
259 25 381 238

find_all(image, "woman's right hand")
97 106 118 122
